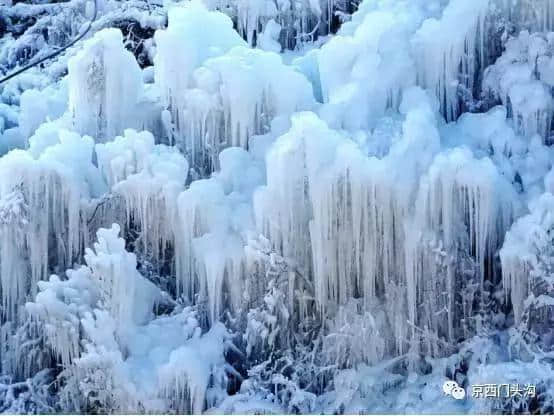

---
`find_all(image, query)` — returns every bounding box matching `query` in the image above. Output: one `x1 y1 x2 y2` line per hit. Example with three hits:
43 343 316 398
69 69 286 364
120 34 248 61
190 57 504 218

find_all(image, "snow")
483 30 554 141
84 224 161 327
155 3 314 170
27 225 230 412
500 192 554 324
95 129 188 263
18 82 67 140
412 0 488 121
154 1 245 164
317 5 418 130
67 28 143 141
2 0 554 413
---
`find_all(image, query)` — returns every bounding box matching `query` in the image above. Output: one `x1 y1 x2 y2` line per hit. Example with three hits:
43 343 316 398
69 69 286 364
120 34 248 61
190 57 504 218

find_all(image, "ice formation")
0 129 99 319
27 225 229 412
68 29 143 141
2 0 554 413
155 2 314 170
501 192 554 325
410 147 516 343
483 30 554 142
26 269 99 368
412 0 489 121
174 146 264 322
95 129 189 263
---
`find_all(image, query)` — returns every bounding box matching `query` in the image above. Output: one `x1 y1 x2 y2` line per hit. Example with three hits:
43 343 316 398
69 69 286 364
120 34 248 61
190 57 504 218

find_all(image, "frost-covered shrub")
0 370 55 414
27 224 233 413
245 278 291 360
26 269 98 368
321 300 386 368
501 192 554 347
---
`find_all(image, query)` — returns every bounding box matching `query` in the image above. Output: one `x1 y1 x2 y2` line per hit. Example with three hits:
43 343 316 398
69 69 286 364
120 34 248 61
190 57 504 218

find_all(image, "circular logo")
443 380 465 400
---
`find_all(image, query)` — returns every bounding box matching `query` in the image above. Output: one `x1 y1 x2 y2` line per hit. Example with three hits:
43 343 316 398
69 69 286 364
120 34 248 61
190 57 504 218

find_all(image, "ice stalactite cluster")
409 148 516 345
68 29 143 141
412 0 489 121
200 48 314 150
204 0 336 49
494 0 554 33
0 127 109 379
3 0 554 412
95 129 189 264
255 90 516 357
313 0 491 130
155 3 314 172
483 30 554 142
27 225 229 413
500 190 554 326
154 3 244 165
232 0 279 46
174 146 265 322
0 130 98 320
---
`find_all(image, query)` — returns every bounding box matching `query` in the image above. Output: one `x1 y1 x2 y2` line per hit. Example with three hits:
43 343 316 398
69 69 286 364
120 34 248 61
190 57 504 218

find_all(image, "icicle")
194 234 244 323
494 0 554 33
256 92 439 356
412 0 489 121
26 270 98 368
68 28 143 141
410 148 516 341
175 147 261 318
235 0 278 45
0 137 89 321
483 31 554 142
175 179 228 302
154 3 313 170
96 129 188 265
158 323 228 413
203 47 314 150
154 2 244 166
500 193 554 324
